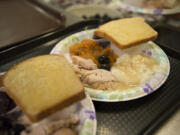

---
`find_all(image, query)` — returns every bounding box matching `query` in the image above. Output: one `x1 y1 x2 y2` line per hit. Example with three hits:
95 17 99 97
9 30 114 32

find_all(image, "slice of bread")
3 55 85 122
94 17 158 49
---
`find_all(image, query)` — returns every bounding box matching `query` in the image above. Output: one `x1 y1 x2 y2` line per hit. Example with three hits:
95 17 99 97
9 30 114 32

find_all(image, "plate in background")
66 4 122 19
109 0 180 15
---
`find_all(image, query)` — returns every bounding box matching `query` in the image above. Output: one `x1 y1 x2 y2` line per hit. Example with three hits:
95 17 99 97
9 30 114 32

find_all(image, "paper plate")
109 0 180 15
0 75 97 135
66 4 122 19
51 29 170 102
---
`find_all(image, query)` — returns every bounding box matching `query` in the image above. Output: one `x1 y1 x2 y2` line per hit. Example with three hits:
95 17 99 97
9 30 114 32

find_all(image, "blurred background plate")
66 4 122 20
109 0 180 15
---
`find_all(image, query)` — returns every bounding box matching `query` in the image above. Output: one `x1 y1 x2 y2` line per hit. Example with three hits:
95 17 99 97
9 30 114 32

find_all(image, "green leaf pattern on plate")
79 119 94 135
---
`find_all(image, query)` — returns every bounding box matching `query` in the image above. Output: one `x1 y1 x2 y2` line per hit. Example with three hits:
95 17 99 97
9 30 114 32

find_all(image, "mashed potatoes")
111 54 160 87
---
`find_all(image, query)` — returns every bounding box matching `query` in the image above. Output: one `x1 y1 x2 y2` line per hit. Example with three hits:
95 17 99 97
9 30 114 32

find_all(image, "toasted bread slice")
3 55 85 122
94 17 157 49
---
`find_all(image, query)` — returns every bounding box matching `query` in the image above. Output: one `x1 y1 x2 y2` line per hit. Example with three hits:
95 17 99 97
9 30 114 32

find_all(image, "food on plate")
143 0 179 9
90 81 134 90
0 111 79 135
94 17 158 49
3 55 85 122
52 128 76 135
92 35 111 48
69 39 118 68
71 56 119 90
20 114 79 135
111 54 160 86
72 56 97 70
72 63 116 85
67 17 160 91
71 53 159 90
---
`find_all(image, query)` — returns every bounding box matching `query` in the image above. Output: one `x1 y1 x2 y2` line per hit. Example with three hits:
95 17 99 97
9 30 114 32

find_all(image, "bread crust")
94 30 157 49
4 86 85 122
94 17 158 49
3 54 85 122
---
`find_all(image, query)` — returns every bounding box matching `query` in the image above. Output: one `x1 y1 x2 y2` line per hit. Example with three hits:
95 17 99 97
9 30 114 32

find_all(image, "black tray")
0 20 180 135
155 26 180 60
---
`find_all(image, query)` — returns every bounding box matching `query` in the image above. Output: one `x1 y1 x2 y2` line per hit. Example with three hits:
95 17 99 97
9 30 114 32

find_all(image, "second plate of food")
0 72 97 135
51 29 170 102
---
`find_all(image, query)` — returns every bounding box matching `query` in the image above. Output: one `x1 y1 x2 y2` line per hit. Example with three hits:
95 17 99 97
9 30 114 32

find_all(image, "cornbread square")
3 55 85 122
94 17 157 49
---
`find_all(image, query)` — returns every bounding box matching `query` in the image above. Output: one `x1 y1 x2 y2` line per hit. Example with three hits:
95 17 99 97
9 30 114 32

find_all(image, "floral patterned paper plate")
51 29 170 102
52 93 97 135
56 93 97 135
108 0 180 15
